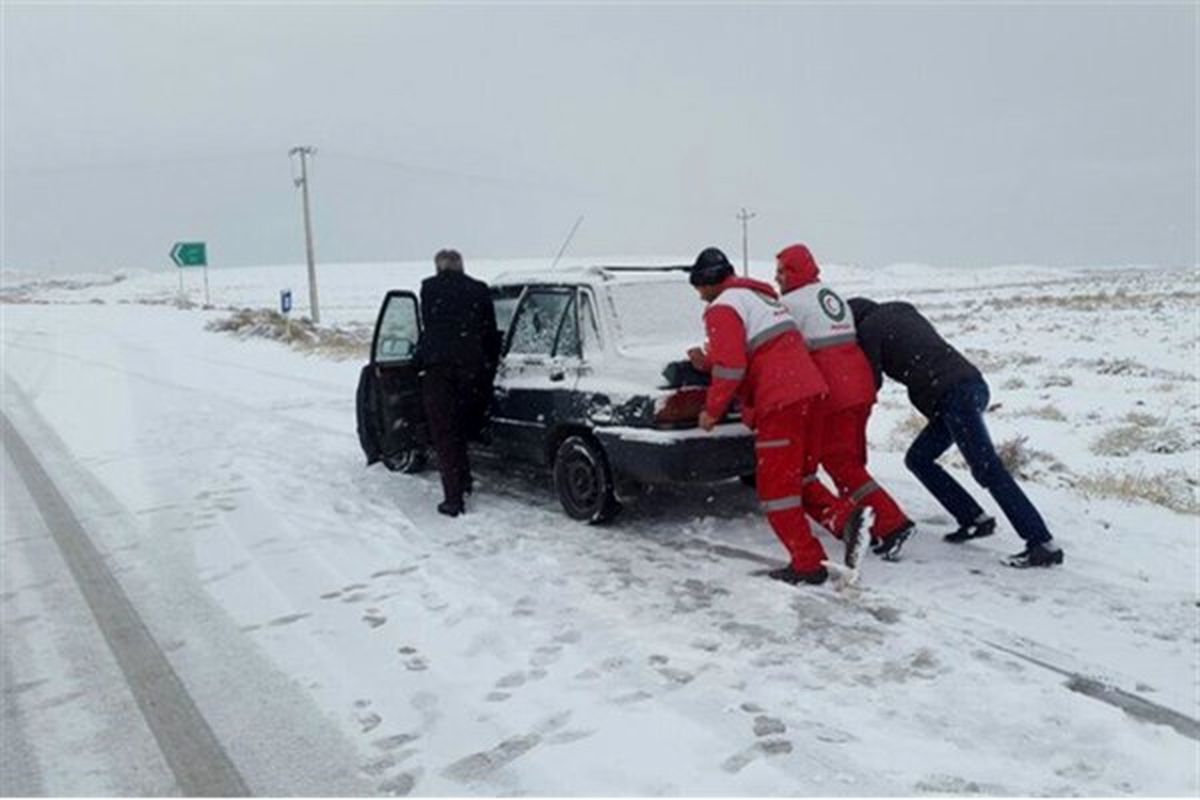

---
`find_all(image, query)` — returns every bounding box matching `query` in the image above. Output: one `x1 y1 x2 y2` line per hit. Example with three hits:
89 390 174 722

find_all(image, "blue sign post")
280 289 293 338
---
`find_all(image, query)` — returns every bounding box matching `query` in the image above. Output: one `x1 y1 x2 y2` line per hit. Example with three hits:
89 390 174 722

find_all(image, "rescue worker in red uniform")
775 244 916 559
687 247 866 585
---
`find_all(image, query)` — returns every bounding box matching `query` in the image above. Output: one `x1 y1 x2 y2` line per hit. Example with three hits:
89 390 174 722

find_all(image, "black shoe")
944 516 996 543
767 565 829 586
1004 542 1063 568
437 501 464 518
871 520 916 561
842 508 869 570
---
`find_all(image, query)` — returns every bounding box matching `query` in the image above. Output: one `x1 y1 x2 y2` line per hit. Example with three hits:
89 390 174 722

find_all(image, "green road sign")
171 241 207 267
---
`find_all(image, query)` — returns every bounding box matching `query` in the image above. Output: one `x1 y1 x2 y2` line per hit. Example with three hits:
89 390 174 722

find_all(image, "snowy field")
2 257 1197 796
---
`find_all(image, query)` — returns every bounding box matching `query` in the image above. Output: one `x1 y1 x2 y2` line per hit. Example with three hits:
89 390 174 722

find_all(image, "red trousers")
801 403 910 538
755 402 829 572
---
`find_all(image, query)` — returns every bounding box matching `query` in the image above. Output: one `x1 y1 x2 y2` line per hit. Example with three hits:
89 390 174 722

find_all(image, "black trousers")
421 364 485 505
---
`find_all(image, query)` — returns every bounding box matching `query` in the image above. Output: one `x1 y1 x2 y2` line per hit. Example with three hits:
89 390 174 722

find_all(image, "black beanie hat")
690 247 735 287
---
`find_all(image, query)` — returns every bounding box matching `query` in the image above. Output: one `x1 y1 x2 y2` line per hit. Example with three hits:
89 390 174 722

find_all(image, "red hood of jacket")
776 244 821 292
717 275 779 298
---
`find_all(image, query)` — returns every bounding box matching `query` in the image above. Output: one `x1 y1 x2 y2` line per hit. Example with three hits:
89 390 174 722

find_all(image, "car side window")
507 290 572 356
374 293 420 363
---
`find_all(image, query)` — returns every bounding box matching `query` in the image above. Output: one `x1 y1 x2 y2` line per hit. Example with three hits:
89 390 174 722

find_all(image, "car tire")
553 435 621 524
382 445 427 474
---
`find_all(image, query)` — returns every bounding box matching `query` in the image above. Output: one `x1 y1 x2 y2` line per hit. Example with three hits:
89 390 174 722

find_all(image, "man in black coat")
848 298 1063 568
418 249 501 517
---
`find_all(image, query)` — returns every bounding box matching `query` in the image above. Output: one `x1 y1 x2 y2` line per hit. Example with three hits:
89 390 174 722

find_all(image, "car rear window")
606 280 704 346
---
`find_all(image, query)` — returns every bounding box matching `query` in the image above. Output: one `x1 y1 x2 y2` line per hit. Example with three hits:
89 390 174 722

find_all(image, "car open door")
359 290 427 472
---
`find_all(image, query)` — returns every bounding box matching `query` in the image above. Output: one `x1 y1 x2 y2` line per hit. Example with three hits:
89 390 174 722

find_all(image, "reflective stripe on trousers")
712 364 746 380
850 479 879 504
761 495 804 513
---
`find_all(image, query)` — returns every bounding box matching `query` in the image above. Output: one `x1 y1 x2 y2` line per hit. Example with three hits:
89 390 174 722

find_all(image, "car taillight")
654 387 707 428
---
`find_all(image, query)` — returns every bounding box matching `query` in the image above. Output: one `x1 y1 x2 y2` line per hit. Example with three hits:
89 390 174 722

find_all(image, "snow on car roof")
491 264 692 287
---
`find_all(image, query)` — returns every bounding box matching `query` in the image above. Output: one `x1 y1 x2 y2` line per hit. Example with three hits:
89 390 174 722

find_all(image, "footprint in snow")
753 715 787 737
377 770 420 797
721 739 794 774
397 646 428 671
552 628 582 645
372 732 420 751
363 609 387 628
530 644 562 667
657 666 696 685
511 596 537 618
495 672 526 689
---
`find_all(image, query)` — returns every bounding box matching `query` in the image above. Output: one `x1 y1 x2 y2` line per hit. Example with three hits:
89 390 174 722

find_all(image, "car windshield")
606 279 705 350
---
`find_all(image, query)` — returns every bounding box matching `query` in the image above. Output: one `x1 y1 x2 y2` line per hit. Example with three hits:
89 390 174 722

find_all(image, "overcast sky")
3 2 1196 273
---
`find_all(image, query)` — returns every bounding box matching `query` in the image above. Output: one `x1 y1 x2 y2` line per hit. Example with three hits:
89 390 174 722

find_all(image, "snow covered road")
1 262 1197 795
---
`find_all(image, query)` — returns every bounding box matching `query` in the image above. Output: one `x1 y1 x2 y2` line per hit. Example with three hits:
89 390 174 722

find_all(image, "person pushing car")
687 247 867 585
848 297 1063 568
775 244 916 560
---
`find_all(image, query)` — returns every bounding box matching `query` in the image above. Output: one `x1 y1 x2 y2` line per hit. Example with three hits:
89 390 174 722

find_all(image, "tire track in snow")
1 412 249 796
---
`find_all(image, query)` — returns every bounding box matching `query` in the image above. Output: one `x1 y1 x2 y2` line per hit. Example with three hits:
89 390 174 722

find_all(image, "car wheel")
553 435 621 523
382 445 427 474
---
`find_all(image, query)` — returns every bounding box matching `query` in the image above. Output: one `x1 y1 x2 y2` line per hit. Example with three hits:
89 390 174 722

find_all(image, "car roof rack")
597 265 691 273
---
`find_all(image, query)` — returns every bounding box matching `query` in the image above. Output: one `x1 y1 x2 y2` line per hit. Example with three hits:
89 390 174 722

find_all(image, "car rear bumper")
594 424 755 484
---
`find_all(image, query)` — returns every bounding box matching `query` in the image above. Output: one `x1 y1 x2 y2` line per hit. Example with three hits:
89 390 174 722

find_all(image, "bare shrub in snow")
1018 404 1067 422
1063 357 1195 383
984 289 1199 313
887 414 928 451
962 348 1042 372
1040 373 1074 388
1076 469 1199 515
207 308 371 360
997 436 1035 477
1091 413 1193 457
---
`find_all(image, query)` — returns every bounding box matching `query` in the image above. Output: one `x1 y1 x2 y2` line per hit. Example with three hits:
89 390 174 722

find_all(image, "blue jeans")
904 378 1052 545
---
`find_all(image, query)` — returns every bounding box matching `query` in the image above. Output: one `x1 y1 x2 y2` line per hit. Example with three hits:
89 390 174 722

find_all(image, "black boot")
872 520 916 561
944 516 995 543
1004 541 1064 568
767 565 829 586
437 500 464 518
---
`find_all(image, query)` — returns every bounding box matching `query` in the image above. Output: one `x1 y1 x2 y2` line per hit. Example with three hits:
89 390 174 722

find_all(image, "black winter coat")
417 271 502 370
848 298 983 418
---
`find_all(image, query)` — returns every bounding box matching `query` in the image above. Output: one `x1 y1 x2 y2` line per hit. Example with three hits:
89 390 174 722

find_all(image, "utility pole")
289 146 320 324
736 207 756 276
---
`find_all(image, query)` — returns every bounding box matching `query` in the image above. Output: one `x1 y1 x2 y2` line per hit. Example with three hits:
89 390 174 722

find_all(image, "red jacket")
777 244 877 412
701 276 827 428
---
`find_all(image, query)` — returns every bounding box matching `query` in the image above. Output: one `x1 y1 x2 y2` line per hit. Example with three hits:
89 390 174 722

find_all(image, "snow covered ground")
2 257 1197 796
